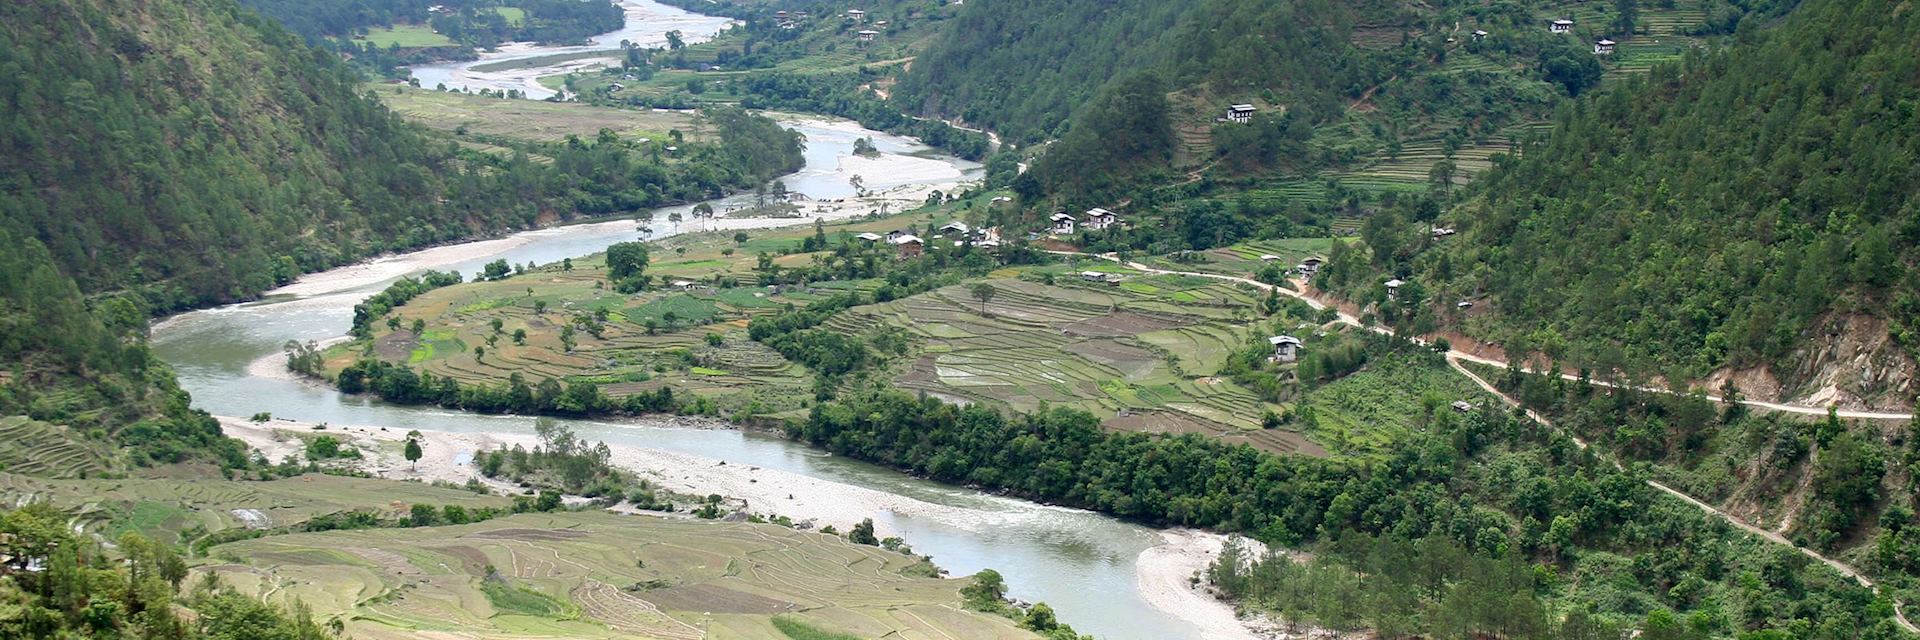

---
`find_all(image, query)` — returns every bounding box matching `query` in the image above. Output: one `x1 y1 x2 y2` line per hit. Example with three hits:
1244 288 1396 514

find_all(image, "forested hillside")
238 0 624 74
909 0 1595 206
0 0 800 462
1393 0 1920 402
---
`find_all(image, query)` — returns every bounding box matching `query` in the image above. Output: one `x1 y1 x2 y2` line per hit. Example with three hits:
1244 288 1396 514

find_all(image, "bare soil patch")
1063 312 1186 337
638 583 794 614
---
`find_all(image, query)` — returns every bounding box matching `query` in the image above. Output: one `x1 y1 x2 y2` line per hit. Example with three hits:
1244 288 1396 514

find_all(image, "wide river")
153 4 1212 639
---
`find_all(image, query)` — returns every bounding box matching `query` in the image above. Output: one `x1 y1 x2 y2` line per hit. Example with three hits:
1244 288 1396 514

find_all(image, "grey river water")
152 115 1204 640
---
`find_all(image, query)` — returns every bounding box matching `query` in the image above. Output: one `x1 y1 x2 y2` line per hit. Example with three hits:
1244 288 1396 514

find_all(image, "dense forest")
794 383 1907 637
238 0 625 73
1381 0 1920 387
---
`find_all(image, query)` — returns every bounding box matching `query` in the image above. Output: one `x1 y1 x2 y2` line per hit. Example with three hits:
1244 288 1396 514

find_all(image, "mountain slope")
1404 0 1920 405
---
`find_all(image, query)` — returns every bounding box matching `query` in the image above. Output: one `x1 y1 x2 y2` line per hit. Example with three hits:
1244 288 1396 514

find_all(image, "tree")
404 430 424 470
665 30 684 50
961 569 1008 609
970 283 997 315
849 518 878 545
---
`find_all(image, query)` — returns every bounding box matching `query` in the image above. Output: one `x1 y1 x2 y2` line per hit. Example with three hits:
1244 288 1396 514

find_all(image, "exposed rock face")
1712 313 1916 412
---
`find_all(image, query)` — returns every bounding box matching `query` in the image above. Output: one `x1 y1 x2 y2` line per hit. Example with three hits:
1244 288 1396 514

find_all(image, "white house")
1260 254 1281 262
671 280 698 291
890 234 924 257
1269 335 1302 362
1432 226 1456 238
1080 270 1111 283
1384 278 1405 300
846 9 866 21
1049 212 1076 235
1594 39 1616 55
1298 257 1324 274
856 30 878 42
939 221 971 236
1472 29 1489 41
1451 400 1475 413
1226 104 1256 124
886 229 908 242
1551 19 1573 33
1084 207 1117 230
855 232 883 243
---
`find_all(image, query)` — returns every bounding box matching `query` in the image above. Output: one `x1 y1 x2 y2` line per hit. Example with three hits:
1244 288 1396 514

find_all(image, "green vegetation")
798 388 1910 636
1374 0 1920 392
0 504 336 640
354 23 455 47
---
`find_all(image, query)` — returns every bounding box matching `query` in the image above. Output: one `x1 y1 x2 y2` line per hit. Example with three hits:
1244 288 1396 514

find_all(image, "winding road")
1049 249 1920 633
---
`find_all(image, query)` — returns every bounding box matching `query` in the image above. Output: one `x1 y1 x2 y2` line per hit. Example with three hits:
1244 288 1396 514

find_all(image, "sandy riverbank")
219 417 992 537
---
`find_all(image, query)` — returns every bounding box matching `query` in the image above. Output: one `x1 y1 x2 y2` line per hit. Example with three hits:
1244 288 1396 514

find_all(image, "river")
410 0 731 99
152 5 1222 640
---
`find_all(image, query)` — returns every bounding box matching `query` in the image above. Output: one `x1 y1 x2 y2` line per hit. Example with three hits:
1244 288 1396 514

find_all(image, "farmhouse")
1084 208 1117 230
1260 254 1281 262
857 30 878 42
1432 226 1456 238
1080 271 1111 283
780 21 796 30
939 221 971 236
775 10 788 18
886 229 908 242
855 232 882 243
1594 39 1616 55
1049 212 1076 235
1451 400 1475 413
1269 335 1302 362
671 280 698 291
1226 104 1256 124
1551 19 1573 33
1385 278 1405 299
890 234 924 258
846 9 866 21
1298 257 1324 274
1472 29 1489 40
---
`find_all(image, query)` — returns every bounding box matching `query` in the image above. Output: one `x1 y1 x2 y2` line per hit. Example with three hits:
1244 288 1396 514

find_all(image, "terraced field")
201 512 1036 640
1138 237 1340 278
847 269 1326 454
0 416 112 478
0 472 510 545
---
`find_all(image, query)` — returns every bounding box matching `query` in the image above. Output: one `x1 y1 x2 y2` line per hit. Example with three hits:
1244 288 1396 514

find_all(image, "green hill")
1398 0 1920 396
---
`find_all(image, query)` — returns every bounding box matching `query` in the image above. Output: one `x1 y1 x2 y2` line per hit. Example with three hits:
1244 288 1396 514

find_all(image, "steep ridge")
1397 0 1920 409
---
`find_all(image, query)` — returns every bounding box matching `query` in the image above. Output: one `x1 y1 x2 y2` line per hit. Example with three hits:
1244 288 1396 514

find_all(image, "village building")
1260 254 1281 262
1049 212 1076 235
1594 39 1616 55
1432 226 1456 238
1550 19 1574 33
1385 278 1405 300
1269 335 1302 362
890 234 923 258
857 30 878 42
885 229 908 242
1472 29 1489 40
874 20 889 27
855 232 882 243
1084 207 1117 230
939 221 971 236
1080 271 1111 283
1451 400 1475 413
775 10 788 18
846 9 866 21
671 280 699 291
1298 257 1324 275
1457 300 1474 309
1226 104 1256 124
780 21 796 30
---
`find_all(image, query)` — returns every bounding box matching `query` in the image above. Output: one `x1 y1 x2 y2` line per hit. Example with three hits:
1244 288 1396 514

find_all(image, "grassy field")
200 511 1036 640
355 24 456 48
0 472 511 545
374 85 709 143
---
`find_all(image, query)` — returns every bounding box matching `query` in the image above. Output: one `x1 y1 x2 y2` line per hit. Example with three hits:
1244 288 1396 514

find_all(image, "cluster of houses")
1547 18 1617 55
775 9 810 30
1049 208 1120 235
1260 254 1325 278
856 223 1002 258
